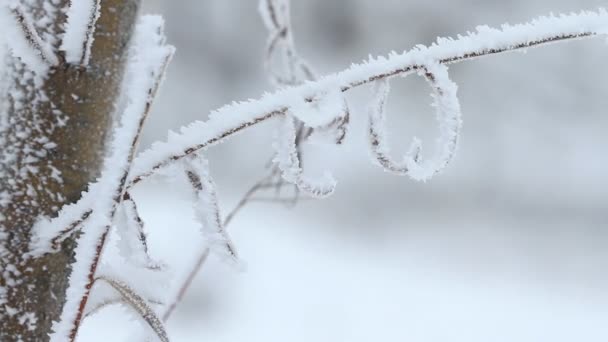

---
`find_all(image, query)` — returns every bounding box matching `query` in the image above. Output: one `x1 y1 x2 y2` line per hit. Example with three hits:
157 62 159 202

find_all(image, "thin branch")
223 174 278 227
347 32 595 91
122 193 150 255
79 0 102 66
127 19 603 189
162 249 210 322
264 0 282 29
96 276 169 342
50 209 92 250
128 109 284 188
84 295 164 320
83 298 123 320
122 192 163 268
368 62 461 180
184 157 238 259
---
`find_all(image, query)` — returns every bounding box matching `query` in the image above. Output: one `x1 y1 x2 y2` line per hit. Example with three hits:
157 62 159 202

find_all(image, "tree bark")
0 1 140 340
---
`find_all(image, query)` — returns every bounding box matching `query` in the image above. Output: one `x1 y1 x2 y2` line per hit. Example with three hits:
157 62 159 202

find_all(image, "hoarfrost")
61 0 101 65
367 62 462 181
183 155 238 261
272 115 337 197
131 9 608 186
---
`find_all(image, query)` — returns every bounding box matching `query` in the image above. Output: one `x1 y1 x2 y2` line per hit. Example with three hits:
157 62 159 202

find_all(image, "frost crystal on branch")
183 155 238 261
95 276 169 342
273 114 337 197
368 62 462 181
129 9 608 189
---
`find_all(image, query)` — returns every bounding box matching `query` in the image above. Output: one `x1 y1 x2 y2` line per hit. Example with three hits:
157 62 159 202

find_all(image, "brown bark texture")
0 1 140 340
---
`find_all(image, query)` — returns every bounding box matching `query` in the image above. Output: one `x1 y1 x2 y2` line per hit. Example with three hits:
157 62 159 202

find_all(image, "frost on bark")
0 0 140 340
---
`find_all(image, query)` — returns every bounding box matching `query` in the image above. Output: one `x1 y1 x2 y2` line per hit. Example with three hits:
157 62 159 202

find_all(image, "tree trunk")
0 1 140 340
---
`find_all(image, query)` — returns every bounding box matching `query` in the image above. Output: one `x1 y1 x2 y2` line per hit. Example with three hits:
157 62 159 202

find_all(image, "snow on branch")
95 276 169 342
60 0 101 66
119 193 158 267
368 62 461 181
37 8 608 339
9 5 59 67
33 15 174 255
183 155 238 261
259 0 316 86
273 114 337 197
48 15 174 342
128 9 608 190
258 0 345 198
0 4 56 76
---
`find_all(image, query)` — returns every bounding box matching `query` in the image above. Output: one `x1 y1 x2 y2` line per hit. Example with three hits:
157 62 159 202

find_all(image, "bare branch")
161 249 210 322
223 174 279 227
83 298 123 320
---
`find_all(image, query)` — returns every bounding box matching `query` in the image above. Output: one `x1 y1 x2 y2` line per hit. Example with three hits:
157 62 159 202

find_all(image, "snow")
31 15 175 256
49 15 174 342
115 202 149 266
183 155 238 261
0 5 49 77
272 115 337 197
75 2 608 341
289 84 346 128
368 63 462 181
61 0 101 65
95 276 169 342
129 9 608 188
75 184 608 342
3 3 608 340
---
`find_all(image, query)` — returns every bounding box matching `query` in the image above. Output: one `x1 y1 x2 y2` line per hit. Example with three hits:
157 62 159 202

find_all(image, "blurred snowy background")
81 1 608 341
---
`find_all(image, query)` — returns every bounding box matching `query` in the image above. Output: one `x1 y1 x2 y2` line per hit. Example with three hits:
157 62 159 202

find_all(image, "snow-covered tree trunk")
0 1 140 340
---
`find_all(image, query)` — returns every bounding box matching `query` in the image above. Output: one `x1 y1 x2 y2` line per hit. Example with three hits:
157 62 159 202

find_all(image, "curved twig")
368 62 461 180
